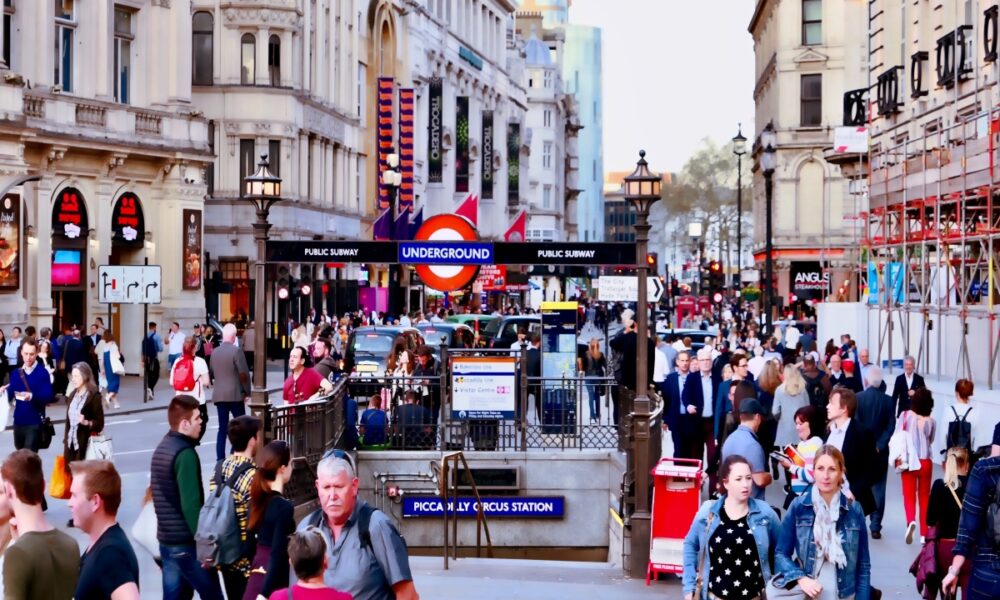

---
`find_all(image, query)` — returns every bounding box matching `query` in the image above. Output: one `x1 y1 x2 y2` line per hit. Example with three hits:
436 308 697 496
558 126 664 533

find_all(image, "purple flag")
394 209 410 241
408 207 423 239
373 208 392 240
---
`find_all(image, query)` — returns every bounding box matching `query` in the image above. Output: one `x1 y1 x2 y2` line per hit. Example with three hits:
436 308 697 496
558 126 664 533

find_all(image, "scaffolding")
864 105 1000 386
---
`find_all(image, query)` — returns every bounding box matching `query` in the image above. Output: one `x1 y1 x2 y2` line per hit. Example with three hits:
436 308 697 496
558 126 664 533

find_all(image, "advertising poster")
540 302 579 380
790 261 829 300
867 262 879 305
427 78 443 182
398 88 415 217
481 111 494 199
455 96 469 193
451 356 516 419
507 123 520 207
111 192 144 246
182 209 202 290
377 76 394 211
52 187 88 239
0 193 20 290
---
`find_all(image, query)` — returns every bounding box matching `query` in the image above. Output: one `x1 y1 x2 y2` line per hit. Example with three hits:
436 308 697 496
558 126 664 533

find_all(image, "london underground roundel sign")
413 214 481 292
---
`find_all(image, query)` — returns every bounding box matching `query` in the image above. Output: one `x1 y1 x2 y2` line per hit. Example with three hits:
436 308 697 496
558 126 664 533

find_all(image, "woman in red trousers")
896 388 937 545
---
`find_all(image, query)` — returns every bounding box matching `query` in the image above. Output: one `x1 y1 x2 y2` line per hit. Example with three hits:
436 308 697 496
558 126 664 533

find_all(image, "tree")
650 138 752 284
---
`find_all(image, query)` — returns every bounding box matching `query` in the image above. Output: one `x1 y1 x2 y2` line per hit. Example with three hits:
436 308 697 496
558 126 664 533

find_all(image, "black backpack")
305 503 406 554
142 333 158 359
945 407 973 453
806 377 828 410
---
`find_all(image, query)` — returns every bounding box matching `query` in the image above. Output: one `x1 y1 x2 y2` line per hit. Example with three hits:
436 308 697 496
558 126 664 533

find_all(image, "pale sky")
568 0 757 175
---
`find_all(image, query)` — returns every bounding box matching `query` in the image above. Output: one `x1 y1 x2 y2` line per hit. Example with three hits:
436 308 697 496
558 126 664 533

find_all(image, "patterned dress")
708 506 766 599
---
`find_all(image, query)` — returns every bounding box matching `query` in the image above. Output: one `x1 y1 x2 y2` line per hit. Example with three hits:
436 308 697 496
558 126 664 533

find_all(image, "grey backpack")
195 460 253 567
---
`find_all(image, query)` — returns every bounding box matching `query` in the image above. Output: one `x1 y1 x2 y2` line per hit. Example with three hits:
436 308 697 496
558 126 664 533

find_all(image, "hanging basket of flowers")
741 285 762 302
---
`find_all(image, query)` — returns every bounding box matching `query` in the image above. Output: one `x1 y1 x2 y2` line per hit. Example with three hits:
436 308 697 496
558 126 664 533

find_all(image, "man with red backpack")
170 338 211 442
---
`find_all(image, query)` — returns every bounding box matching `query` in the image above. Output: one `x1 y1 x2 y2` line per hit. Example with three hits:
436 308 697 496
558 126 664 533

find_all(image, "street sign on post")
98 265 162 304
596 276 664 302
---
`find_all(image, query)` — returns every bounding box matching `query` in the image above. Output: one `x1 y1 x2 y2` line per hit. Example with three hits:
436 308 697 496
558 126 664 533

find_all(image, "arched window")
268 34 280 87
241 33 255 85
191 12 213 85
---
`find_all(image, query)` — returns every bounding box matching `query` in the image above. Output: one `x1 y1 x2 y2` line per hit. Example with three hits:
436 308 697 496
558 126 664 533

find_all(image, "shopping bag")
130 495 160 561
48 455 71 499
85 435 114 462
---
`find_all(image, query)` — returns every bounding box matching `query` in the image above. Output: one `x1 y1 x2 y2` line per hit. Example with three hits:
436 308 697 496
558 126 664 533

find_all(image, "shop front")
51 187 89 332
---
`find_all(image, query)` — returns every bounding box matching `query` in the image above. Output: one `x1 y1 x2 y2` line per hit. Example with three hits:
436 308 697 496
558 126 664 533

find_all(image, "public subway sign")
401 496 565 518
494 242 637 265
266 241 398 264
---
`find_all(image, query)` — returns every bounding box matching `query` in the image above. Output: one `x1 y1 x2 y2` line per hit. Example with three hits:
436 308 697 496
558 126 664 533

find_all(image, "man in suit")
661 350 693 459
890 355 925 415
825 387 876 516
854 366 895 538
82 324 101 376
683 348 718 464
209 323 251 460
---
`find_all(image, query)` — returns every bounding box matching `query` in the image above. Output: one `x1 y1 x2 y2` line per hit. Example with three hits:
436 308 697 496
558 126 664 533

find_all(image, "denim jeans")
13 424 39 452
215 401 246 461
869 461 888 533
969 562 1000 599
160 543 223 600
586 382 600 420
168 353 180 369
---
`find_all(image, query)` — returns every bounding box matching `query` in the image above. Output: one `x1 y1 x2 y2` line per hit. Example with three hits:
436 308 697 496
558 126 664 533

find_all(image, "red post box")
647 457 703 585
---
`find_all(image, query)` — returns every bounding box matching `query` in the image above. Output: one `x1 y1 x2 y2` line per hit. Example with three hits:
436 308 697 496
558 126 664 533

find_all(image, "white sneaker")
905 521 917 544
920 535 926 544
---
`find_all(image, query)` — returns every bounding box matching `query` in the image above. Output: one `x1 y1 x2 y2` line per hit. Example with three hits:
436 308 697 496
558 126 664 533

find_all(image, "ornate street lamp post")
732 125 747 291
760 124 777 337
244 154 283 426
383 153 403 317
622 150 662 577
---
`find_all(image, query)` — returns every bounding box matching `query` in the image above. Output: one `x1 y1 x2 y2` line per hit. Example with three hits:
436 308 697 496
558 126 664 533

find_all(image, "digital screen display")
51 249 81 286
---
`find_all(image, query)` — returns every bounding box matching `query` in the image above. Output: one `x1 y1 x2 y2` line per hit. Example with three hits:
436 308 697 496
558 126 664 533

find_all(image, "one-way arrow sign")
98 265 162 304
596 276 665 303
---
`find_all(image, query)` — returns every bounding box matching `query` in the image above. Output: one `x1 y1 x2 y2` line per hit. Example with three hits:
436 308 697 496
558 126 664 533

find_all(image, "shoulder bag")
18 370 54 449
693 512 715 600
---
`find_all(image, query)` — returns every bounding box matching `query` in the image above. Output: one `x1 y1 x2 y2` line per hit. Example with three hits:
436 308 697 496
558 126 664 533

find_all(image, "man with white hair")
209 323 251 461
298 456 418 600
854 365 895 539
682 347 719 462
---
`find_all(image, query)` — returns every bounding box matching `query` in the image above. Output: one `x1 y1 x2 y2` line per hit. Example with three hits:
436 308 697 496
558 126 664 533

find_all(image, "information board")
451 356 517 419
540 302 578 380
402 496 565 518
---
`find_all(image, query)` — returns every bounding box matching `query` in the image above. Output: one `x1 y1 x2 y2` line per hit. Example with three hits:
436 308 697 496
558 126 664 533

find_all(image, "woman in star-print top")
683 455 781 600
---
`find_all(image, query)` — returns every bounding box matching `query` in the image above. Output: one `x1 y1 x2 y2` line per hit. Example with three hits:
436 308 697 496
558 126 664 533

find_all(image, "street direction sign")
98 265 161 304
597 276 664 302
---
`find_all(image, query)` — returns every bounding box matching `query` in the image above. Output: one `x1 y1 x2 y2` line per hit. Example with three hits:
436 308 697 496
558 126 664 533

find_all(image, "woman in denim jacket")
683 455 781 600
772 445 871 600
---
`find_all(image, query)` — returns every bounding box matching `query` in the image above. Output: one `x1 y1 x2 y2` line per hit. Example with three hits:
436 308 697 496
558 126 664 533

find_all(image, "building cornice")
749 0 773 35
753 52 777 101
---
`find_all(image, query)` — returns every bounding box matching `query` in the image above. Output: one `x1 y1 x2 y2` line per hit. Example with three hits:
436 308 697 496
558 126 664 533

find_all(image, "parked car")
344 326 425 396
415 323 476 358
483 315 542 349
444 314 495 345
656 328 716 354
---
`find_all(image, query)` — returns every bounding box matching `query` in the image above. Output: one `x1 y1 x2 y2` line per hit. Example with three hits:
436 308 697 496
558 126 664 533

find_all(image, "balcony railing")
134 110 162 136
843 88 867 126
22 95 44 119
75 102 107 128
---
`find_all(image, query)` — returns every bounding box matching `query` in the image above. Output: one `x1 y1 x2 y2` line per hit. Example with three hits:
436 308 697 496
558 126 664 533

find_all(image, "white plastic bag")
130 497 160 561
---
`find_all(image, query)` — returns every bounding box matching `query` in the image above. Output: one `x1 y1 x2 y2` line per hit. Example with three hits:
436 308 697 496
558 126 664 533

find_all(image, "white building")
0 1 210 365
191 0 368 322
749 0 867 311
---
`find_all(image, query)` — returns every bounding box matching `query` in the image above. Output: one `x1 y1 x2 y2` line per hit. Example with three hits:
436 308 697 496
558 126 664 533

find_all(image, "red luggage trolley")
646 457 703 584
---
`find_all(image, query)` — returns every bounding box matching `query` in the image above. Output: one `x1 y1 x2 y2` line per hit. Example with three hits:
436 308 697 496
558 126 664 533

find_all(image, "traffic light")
708 260 725 294
276 265 290 300
645 252 658 274
299 275 313 297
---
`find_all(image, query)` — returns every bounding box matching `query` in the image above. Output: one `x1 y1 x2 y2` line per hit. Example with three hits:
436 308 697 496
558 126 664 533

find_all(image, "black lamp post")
760 124 777 337
244 153 283 427
383 152 403 318
622 150 662 577
732 125 747 293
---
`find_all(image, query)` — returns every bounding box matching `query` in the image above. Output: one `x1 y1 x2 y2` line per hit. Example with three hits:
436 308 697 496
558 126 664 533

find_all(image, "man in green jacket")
150 395 223 600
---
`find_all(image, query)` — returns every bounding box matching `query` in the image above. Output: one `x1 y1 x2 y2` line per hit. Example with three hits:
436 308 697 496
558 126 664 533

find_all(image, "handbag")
111 346 125 375
48 455 71 499
693 512 715 600
18 369 55 449
85 434 114 461
130 496 160 560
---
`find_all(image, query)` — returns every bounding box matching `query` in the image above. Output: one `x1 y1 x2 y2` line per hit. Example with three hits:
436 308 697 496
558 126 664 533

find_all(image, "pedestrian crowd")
659 305 1000 599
